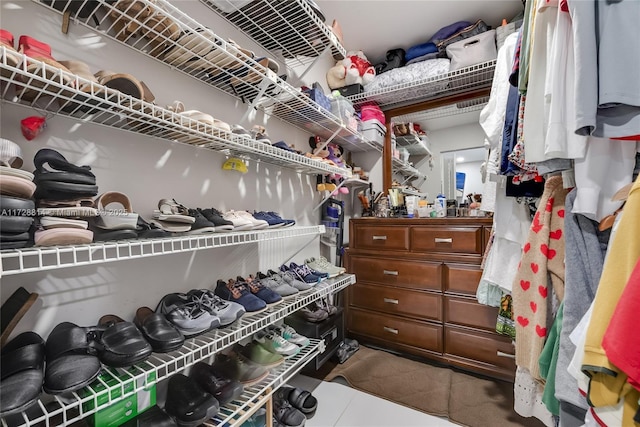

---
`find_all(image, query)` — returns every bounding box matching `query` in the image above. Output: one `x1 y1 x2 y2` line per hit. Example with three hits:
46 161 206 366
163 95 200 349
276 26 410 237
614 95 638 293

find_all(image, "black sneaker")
186 209 216 234
198 208 234 232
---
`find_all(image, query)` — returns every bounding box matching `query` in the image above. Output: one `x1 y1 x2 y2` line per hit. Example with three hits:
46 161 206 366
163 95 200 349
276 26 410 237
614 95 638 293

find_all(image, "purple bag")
429 21 472 45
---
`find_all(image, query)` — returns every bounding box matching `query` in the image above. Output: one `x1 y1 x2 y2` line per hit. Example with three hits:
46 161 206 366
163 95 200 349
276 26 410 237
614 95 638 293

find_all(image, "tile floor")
288 374 459 427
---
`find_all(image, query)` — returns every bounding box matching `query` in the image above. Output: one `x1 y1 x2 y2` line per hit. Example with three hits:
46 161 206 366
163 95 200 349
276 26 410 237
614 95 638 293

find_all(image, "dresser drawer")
411 227 483 254
444 264 482 295
350 256 442 291
444 296 499 331
352 225 409 251
350 283 442 321
445 325 515 371
348 308 443 353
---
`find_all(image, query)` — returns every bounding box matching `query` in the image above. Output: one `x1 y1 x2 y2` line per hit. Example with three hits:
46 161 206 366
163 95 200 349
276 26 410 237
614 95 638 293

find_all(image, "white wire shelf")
394 134 432 157
0 225 325 277
0 274 354 427
0 48 352 177
200 0 346 69
33 0 376 153
348 60 496 111
211 339 324 427
393 158 426 181
394 187 426 197
343 178 370 187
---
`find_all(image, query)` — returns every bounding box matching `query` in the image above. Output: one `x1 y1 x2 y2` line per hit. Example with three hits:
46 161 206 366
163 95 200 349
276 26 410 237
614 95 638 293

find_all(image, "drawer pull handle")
383 298 399 304
383 326 399 334
372 235 387 240
383 270 399 276
497 351 516 359
435 238 453 243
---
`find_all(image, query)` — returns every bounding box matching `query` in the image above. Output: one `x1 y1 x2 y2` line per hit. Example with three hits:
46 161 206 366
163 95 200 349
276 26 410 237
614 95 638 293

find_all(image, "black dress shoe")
164 374 219 427
189 362 244 405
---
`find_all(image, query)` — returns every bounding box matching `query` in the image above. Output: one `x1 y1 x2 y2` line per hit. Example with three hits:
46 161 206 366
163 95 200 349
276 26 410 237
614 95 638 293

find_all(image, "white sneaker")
269 324 310 348
254 330 300 358
222 210 254 231
305 256 345 278
235 210 269 230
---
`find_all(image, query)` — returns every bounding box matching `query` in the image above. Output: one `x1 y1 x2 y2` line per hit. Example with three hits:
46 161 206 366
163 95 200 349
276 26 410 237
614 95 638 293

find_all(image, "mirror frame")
381 87 491 194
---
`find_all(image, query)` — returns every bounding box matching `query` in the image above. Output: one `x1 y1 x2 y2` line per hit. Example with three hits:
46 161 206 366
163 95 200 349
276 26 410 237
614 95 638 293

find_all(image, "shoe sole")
241 369 270 386
230 224 254 231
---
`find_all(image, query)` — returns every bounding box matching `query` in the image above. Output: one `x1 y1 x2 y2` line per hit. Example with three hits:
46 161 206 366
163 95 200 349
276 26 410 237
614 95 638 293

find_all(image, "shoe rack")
33 0 380 153
200 0 347 72
0 48 351 178
0 225 326 276
0 274 353 427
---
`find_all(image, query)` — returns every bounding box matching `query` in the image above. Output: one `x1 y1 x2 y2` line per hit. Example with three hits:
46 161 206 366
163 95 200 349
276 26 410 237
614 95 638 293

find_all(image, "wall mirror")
441 147 486 202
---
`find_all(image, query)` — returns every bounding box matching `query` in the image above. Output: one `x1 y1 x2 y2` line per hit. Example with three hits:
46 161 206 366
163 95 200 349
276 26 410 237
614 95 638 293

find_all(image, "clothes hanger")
598 183 632 231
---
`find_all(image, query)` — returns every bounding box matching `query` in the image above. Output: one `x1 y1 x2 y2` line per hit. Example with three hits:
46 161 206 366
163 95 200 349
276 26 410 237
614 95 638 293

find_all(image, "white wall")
455 161 484 197
419 123 485 201
0 0 343 339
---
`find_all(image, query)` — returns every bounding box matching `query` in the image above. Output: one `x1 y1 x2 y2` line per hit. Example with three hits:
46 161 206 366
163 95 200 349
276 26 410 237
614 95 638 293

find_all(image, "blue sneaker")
291 262 329 280
267 212 295 227
281 263 321 284
237 276 282 305
252 211 286 228
215 279 267 313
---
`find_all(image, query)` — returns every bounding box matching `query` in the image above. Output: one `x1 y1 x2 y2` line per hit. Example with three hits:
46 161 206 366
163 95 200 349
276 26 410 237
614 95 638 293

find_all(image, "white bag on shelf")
446 29 497 71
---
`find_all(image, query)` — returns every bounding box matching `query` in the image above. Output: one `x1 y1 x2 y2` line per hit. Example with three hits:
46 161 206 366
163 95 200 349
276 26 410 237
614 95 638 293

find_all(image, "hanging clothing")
539 301 563 416
571 0 640 138
522 0 558 164
594 0 640 138
572 138 635 222
517 0 536 93
479 32 519 212
603 258 640 392
512 175 568 381
582 175 640 408
555 189 610 411
513 367 555 427
544 3 587 160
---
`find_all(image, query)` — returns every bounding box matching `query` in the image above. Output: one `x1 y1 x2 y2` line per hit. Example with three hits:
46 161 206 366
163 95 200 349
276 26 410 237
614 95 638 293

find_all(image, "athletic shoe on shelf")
198 208 234 232
283 263 322 284
214 279 267 313
234 342 284 368
238 276 282 305
267 211 295 227
186 208 217 234
221 210 255 231
156 293 220 337
210 354 269 386
187 289 246 326
253 211 286 228
297 302 329 323
305 256 345 278
188 361 244 405
268 269 312 292
256 271 299 298
254 329 300 358
235 210 269 230
269 324 310 348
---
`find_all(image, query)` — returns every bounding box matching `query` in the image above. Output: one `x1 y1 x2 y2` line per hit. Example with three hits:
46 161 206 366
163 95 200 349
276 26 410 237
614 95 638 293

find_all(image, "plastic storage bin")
331 97 355 126
359 118 386 145
285 307 344 371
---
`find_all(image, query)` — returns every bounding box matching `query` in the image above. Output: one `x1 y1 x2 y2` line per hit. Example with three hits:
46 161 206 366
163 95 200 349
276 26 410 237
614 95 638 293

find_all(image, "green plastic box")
82 369 156 427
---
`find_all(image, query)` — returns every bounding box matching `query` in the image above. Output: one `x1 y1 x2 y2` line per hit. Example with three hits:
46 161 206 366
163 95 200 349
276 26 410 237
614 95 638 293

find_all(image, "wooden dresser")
345 217 516 382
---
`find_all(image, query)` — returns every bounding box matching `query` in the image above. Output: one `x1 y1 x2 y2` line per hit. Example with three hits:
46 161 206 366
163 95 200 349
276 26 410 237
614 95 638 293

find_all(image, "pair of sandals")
57 59 155 115
108 0 181 57
0 315 155 416
151 198 196 233
273 385 318 427
31 148 97 246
